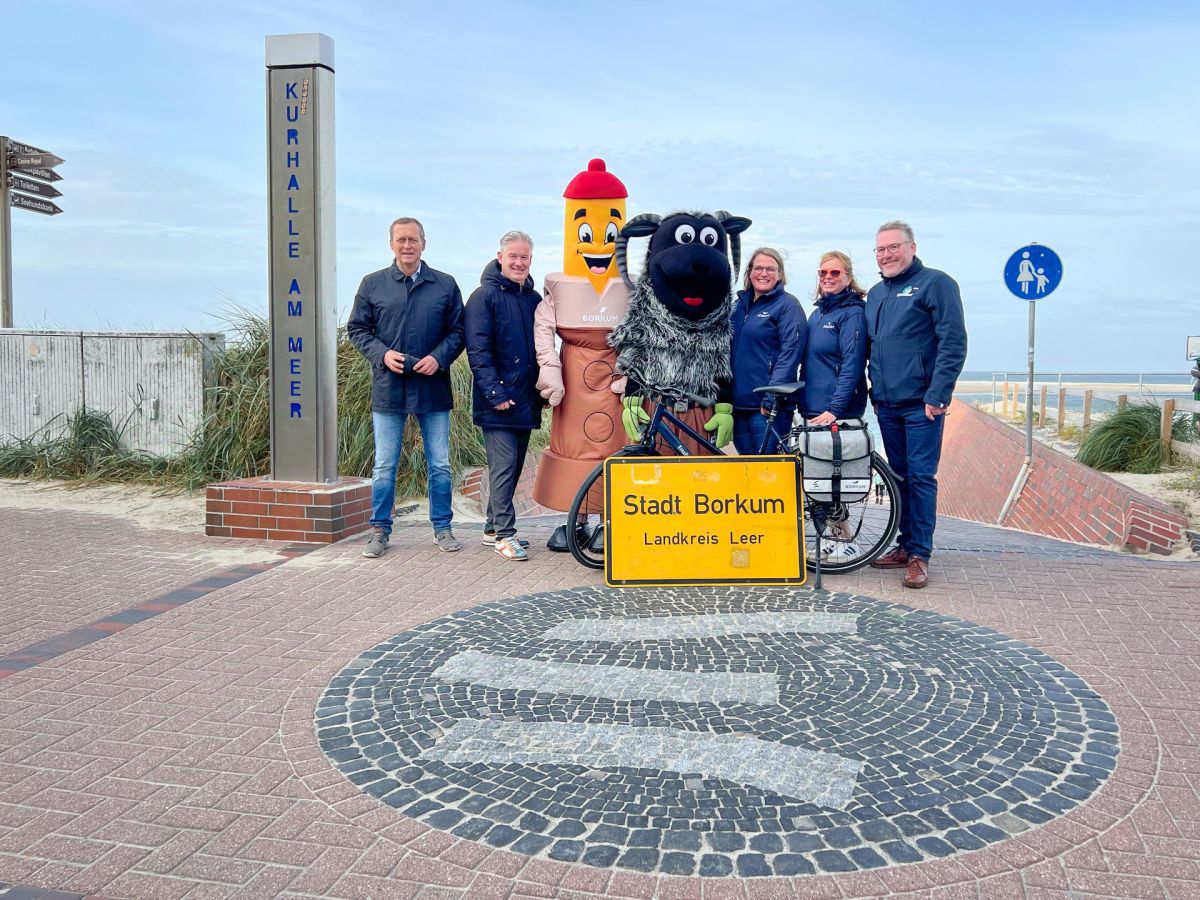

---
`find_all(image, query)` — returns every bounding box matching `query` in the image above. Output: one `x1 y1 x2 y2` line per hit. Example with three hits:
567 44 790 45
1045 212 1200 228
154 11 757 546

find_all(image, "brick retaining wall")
940 400 1186 554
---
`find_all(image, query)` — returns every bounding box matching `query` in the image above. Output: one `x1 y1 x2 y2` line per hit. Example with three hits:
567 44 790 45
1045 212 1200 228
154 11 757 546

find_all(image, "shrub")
1075 401 1189 473
0 310 550 493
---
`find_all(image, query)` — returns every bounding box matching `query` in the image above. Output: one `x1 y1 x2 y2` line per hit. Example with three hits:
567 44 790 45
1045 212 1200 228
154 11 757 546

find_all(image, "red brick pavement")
0 501 1199 898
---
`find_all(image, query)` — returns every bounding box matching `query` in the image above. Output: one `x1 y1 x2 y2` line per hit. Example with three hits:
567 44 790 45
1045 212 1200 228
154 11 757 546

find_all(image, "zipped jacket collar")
816 287 863 314
880 256 925 285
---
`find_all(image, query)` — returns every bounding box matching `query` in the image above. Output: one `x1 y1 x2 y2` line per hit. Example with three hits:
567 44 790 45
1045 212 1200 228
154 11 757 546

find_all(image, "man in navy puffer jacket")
865 220 967 589
465 231 544 561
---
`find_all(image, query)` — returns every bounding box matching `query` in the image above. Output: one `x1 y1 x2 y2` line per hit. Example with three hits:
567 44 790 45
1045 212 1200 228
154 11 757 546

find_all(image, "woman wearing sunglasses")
801 251 868 427
800 251 870 561
729 247 807 453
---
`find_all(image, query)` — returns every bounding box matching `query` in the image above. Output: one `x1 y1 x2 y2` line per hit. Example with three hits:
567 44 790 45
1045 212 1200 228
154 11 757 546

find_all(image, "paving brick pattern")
0 507 288 657
318 586 1119 877
0 500 1197 898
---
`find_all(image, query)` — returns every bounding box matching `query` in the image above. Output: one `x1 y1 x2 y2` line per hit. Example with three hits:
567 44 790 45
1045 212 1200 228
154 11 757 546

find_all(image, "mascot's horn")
714 210 742 283
616 213 662 290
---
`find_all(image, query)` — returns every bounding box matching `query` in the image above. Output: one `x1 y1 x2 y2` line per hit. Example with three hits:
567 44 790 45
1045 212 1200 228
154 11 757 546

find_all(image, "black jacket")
865 257 967 406
464 261 543 430
346 262 465 413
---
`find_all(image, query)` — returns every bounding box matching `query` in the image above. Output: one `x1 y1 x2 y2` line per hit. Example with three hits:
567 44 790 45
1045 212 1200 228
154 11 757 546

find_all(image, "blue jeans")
733 410 772 454
874 401 944 561
369 410 453 535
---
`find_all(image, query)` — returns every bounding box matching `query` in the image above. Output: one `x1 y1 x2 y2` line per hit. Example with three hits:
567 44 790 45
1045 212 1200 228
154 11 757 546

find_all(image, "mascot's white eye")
699 226 719 246
604 222 618 244
578 223 594 243
674 224 696 244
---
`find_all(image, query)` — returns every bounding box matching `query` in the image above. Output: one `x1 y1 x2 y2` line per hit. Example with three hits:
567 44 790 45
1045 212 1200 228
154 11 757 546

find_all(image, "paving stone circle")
317 587 1118 877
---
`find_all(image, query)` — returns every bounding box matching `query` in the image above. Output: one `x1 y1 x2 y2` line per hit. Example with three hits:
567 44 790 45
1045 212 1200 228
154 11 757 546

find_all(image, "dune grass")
1075 401 1191 473
0 310 548 494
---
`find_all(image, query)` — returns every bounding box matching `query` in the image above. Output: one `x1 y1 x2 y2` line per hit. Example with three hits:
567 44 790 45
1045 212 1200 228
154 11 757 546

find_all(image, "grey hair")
499 230 534 251
390 217 425 241
877 220 914 242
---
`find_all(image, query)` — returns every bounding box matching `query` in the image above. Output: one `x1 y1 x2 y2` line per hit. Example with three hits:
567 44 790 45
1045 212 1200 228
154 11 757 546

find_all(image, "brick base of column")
205 476 372 543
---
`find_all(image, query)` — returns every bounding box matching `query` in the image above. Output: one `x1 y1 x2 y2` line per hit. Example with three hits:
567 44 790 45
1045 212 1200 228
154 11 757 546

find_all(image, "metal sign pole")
0 136 13 328
999 241 1063 523
1026 301 1036 459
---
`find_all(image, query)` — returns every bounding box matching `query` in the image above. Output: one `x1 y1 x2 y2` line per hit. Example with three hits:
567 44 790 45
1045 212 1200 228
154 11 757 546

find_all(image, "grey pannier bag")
791 420 873 503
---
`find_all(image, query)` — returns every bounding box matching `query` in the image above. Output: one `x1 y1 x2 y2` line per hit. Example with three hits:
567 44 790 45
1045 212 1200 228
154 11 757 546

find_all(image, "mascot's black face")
623 212 752 321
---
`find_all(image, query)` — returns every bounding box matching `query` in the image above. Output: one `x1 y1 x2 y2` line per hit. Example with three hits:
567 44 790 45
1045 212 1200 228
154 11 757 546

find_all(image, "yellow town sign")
604 455 805 587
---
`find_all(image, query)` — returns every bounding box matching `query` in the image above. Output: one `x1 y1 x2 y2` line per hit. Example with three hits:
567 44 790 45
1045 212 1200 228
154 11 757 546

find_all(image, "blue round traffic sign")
1004 244 1062 301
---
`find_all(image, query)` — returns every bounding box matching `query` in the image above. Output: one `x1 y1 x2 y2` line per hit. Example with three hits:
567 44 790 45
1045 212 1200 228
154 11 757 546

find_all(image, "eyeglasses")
750 265 779 274
818 269 844 278
874 241 912 256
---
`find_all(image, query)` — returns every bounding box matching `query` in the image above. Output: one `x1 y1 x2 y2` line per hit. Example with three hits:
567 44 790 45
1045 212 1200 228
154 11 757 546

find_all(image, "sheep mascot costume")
609 210 752 454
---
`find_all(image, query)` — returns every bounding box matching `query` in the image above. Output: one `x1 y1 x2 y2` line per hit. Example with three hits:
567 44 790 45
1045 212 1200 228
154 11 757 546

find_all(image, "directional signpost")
1001 243 1063 518
16 167 62 184
1 136 66 327
10 194 63 216
8 174 62 200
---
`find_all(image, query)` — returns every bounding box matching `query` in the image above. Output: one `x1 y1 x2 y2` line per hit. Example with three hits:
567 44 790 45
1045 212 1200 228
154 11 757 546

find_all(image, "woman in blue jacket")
800 251 868 425
800 251 869 561
729 248 807 453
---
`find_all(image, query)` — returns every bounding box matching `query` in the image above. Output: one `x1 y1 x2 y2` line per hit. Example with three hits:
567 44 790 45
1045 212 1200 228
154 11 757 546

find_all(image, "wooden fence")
993 381 1200 460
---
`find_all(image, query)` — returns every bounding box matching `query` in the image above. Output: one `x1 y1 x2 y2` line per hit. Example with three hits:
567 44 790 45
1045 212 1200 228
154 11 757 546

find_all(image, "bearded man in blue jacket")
865 220 967 589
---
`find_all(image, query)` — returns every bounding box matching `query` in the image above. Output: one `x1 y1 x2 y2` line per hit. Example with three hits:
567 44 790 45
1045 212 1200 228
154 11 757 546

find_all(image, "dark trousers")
733 410 772 454
483 428 532 538
875 401 945 561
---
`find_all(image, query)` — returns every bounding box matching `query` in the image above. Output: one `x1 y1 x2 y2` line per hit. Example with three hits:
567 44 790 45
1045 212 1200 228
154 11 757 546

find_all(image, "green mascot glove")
703 403 734 449
621 396 650 442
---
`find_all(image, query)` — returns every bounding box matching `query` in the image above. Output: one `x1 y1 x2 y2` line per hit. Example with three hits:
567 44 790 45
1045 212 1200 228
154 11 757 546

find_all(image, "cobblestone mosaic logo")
317 588 1118 877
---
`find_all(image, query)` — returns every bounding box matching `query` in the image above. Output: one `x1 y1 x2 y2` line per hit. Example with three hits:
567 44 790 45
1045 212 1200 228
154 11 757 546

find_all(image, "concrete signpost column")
205 33 371 544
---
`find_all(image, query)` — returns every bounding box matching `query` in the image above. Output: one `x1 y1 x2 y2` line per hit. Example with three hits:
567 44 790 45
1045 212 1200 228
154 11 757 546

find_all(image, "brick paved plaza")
1 496 1198 899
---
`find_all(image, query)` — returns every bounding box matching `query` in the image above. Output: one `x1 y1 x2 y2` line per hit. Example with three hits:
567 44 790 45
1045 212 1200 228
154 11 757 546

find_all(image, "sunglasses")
818 269 844 278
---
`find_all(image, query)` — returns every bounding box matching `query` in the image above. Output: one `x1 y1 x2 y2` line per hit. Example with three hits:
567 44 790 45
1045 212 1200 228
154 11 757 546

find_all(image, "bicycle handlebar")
619 367 714 409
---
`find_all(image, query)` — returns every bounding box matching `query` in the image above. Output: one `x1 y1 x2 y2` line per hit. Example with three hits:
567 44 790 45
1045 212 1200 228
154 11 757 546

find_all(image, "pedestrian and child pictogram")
1004 243 1063 300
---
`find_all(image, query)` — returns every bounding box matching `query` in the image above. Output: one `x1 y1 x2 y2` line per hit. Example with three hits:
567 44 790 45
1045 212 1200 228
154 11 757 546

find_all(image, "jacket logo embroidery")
756 311 771 318
822 322 836 330
897 286 918 298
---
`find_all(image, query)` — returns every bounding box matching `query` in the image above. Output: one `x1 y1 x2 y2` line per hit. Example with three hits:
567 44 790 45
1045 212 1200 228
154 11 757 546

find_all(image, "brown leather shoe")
903 557 929 589
870 546 909 569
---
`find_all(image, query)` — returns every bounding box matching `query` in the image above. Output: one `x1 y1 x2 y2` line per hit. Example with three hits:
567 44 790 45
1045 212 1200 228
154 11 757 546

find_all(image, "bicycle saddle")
753 381 805 398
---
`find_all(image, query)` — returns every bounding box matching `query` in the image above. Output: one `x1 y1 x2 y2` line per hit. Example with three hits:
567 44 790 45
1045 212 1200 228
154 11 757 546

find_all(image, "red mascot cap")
563 158 628 200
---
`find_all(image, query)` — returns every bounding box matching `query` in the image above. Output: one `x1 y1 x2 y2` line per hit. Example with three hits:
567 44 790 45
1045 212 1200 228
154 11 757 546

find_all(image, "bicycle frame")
639 401 722 456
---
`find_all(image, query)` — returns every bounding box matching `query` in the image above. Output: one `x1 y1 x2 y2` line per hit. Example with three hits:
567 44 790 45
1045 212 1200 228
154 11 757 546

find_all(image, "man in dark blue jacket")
465 231 544 562
348 217 465 559
865 220 967 588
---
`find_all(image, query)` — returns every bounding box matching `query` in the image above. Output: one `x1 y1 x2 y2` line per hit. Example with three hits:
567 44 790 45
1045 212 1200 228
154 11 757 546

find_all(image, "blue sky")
2 0 1198 372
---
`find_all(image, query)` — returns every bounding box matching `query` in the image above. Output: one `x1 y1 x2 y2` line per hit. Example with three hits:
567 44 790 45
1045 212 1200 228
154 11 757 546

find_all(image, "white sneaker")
482 530 529 548
825 542 860 562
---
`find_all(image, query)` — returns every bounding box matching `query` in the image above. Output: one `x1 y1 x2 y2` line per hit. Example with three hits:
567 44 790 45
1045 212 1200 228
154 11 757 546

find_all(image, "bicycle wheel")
566 447 656 569
803 454 901 575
